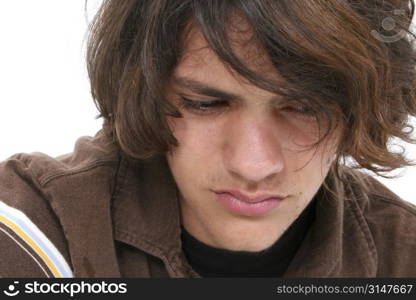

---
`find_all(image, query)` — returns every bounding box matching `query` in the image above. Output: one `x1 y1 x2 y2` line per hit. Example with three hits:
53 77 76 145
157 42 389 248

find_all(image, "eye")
180 97 228 115
283 105 313 114
281 104 316 121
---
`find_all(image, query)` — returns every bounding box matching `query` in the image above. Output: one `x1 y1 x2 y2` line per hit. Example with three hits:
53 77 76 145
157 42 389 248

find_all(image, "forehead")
174 18 281 84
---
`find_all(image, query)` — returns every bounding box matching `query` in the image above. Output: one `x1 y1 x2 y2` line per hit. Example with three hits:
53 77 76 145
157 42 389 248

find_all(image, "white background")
0 1 415 204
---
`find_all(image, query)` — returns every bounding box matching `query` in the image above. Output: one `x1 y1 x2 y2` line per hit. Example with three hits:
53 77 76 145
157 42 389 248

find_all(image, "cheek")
284 125 337 182
285 150 332 202
280 120 323 151
166 116 226 187
278 108 332 148
266 119 325 174
167 117 225 195
167 115 223 155
167 116 186 143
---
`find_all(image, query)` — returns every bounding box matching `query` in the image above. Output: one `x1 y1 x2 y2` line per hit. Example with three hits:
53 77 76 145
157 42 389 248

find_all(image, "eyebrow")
172 76 243 101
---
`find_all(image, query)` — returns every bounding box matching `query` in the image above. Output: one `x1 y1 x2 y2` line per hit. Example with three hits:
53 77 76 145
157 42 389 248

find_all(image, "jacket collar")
112 153 378 277
112 154 198 277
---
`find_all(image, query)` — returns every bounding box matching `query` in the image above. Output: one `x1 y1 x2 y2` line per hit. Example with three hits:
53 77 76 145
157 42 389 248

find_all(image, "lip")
213 190 287 217
214 190 287 203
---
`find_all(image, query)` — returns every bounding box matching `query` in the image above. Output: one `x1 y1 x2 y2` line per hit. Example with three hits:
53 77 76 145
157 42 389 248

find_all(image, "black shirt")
181 197 317 277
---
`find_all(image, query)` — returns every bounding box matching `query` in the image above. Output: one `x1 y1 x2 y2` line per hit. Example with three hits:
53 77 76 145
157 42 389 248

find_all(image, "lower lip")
215 192 283 217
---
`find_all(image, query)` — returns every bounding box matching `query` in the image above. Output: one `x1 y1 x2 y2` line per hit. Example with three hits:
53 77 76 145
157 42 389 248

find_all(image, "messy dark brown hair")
86 0 416 185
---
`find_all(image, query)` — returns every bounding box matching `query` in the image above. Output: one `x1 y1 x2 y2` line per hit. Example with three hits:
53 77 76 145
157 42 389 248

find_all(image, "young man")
1 0 416 277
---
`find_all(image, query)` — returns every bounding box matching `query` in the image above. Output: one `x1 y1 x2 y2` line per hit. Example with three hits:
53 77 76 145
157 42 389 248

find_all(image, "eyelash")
179 97 316 119
179 97 228 116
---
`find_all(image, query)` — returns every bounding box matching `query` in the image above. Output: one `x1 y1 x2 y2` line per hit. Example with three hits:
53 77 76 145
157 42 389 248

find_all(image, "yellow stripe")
0 215 62 277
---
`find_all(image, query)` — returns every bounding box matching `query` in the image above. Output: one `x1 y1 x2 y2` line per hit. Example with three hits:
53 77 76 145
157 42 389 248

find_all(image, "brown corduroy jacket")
0 130 416 278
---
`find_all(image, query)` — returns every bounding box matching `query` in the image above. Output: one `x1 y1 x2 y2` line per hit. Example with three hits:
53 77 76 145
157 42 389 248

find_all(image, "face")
165 22 340 252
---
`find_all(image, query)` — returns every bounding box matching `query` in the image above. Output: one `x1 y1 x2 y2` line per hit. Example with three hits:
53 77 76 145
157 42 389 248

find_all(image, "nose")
222 113 284 184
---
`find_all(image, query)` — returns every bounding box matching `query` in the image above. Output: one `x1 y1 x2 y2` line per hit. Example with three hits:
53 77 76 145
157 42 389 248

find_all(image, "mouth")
214 189 287 203
213 190 288 217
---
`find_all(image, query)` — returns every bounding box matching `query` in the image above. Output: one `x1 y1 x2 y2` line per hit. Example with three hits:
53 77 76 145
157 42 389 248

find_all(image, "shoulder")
343 168 416 276
0 130 119 277
346 168 416 227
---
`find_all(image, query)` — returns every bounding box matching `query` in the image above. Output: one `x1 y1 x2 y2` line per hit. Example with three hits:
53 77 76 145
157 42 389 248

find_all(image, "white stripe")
0 201 73 277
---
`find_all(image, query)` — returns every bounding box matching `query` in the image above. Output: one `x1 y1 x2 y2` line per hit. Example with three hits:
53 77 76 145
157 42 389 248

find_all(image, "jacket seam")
39 160 119 186
109 155 128 220
17 157 75 273
345 199 378 274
